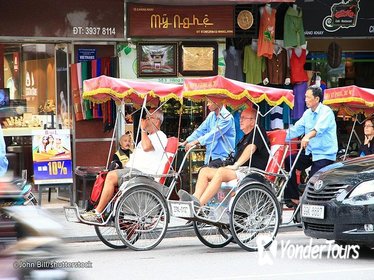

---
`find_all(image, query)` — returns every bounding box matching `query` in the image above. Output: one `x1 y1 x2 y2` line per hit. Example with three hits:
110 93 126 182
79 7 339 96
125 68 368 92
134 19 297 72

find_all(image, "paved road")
62 231 374 280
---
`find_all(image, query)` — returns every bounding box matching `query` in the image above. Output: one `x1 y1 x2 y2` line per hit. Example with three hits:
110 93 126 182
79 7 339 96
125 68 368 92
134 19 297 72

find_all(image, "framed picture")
179 41 218 76
137 42 177 77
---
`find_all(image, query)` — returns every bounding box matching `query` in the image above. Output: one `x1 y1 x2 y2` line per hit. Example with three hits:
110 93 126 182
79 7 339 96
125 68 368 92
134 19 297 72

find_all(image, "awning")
323 85 374 117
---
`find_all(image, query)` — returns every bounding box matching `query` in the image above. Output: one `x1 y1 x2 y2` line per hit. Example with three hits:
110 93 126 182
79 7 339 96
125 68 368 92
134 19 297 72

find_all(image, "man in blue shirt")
0 125 8 176
285 85 337 205
182 100 235 167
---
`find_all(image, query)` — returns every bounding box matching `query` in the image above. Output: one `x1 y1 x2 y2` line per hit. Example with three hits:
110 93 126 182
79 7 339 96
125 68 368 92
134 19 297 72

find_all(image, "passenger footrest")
63 205 81 223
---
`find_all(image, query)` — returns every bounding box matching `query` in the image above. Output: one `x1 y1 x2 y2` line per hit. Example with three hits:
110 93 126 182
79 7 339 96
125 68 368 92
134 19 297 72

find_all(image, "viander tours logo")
256 236 360 265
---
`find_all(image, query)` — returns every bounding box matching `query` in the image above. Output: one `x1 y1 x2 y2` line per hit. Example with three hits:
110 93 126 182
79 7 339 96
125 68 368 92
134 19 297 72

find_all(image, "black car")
301 154 374 248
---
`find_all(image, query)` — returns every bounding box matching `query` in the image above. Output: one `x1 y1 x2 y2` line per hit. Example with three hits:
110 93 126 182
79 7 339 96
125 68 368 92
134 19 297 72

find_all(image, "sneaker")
81 209 103 223
177 190 200 208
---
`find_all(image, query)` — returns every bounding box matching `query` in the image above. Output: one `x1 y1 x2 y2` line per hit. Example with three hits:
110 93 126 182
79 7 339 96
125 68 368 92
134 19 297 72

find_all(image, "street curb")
63 225 302 243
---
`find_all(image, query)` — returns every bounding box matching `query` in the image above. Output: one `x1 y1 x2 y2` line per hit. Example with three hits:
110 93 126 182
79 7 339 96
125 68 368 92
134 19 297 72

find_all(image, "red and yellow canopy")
82 75 294 109
182 76 294 109
83 75 183 106
324 85 374 116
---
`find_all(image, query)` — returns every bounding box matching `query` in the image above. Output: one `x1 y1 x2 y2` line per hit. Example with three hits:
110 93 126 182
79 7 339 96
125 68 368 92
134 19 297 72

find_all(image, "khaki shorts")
116 167 141 187
235 170 246 182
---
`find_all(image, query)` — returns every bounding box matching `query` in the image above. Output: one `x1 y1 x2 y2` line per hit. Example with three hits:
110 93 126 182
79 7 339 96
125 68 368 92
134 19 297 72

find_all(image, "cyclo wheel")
193 220 233 248
115 186 169 251
230 183 280 252
95 223 127 249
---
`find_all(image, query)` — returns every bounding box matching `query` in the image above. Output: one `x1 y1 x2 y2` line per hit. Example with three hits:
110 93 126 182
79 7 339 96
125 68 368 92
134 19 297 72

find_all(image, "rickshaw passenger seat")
265 130 289 182
159 137 179 185
220 130 289 188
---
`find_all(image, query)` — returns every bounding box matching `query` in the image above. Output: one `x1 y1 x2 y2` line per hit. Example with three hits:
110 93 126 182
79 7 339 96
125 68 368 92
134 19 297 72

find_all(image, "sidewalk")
39 190 301 243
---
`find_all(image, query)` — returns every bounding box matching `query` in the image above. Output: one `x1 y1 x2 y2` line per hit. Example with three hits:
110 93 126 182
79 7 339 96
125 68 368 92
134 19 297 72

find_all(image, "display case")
188 148 205 194
162 99 205 140
161 99 206 192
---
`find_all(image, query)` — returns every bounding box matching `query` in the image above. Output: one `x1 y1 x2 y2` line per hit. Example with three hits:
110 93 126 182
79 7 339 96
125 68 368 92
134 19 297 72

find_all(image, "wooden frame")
137 42 178 77
179 41 218 76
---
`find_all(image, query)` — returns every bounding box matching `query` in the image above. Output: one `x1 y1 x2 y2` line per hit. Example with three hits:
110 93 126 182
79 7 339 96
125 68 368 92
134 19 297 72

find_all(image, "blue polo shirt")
187 106 235 164
286 103 338 161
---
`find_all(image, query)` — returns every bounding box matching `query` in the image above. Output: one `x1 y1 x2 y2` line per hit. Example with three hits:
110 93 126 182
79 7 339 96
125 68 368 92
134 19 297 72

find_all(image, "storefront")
0 0 125 203
297 0 374 151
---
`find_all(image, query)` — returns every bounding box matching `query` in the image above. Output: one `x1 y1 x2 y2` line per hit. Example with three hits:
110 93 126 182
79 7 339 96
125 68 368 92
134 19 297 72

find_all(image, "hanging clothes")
96 58 103 118
290 48 308 84
81 62 93 120
292 81 308 121
70 63 84 121
270 106 284 130
223 46 244 82
257 5 276 59
284 6 306 48
243 44 265 85
91 60 99 119
76 63 86 120
263 47 289 85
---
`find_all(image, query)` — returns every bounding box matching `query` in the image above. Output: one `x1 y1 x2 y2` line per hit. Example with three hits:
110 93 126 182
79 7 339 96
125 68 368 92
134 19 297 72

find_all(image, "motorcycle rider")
0 125 8 176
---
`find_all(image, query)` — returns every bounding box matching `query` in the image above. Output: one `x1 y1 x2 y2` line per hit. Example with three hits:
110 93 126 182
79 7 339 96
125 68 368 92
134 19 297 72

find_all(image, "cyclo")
64 75 302 251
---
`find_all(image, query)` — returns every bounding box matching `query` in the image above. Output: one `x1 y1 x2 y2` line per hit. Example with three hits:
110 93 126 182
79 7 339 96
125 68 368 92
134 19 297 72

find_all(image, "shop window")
306 51 374 156
2 43 72 129
306 51 374 88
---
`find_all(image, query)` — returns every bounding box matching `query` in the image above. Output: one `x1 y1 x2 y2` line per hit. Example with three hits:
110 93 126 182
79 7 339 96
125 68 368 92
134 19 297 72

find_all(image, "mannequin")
251 39 258 51
293 42 308 57
264 3 272 13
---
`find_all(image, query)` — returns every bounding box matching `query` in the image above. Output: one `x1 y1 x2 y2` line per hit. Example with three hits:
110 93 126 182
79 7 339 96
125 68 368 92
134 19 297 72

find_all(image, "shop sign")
127 4 234 37
299 0 374 37
0 0 124 40
78 48 97 62
32 129 73 184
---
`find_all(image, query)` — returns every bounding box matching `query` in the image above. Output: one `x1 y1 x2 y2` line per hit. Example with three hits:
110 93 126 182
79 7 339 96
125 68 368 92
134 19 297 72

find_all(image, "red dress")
257 7 276 59
290 48 308 84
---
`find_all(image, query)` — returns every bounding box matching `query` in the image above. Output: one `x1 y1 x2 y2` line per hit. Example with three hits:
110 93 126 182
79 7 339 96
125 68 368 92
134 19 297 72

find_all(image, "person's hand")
185 140 199 151
179 140 187 147
263 78 269 85
301 136 309 149
285 78 291 85
226 163 239 170
140 119 147 132
364 134 373 145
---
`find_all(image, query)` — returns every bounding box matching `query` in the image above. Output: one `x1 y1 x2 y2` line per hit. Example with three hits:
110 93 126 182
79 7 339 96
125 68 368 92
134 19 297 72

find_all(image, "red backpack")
89 171 108 208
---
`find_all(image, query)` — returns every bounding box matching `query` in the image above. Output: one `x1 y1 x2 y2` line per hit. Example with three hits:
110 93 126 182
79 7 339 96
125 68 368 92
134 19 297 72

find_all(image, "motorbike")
0 177 37 207
0 178 71 279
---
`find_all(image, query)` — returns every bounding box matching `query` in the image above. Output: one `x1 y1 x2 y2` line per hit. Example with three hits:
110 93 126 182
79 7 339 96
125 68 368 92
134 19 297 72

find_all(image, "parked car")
301 154 374 248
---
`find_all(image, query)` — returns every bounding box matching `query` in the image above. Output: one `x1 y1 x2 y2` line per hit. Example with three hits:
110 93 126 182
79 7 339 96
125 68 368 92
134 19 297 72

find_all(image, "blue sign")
78 48 96 62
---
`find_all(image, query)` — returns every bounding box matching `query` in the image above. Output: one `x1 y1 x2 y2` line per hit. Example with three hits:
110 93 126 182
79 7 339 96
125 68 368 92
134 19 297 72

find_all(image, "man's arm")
286 114 306 141
140 119 155 152
301 129 317 149
186 115 210 143
226 144 257 170
184 114 211 151
198 114 233 147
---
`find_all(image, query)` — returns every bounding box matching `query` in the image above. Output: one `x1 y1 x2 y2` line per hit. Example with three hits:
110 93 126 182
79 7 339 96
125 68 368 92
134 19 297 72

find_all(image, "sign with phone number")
72 26 116 36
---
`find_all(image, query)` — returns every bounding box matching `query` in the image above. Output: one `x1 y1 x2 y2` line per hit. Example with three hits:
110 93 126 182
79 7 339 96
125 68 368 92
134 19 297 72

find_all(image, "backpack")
87 171 108 210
